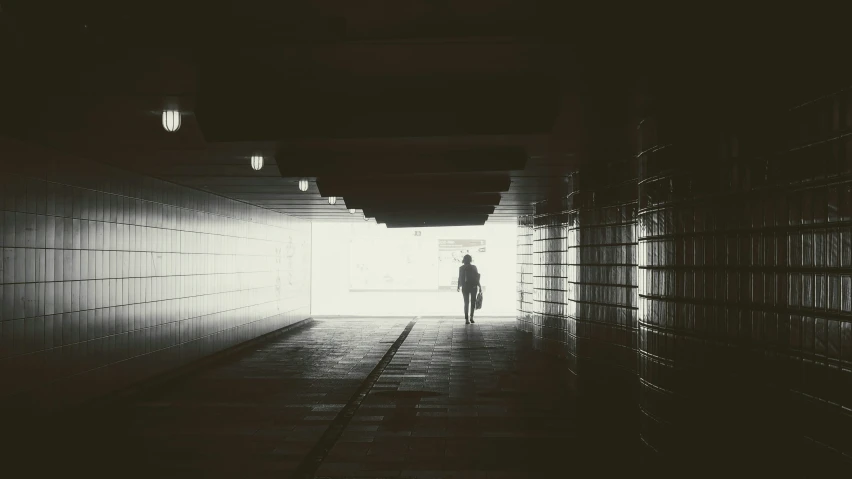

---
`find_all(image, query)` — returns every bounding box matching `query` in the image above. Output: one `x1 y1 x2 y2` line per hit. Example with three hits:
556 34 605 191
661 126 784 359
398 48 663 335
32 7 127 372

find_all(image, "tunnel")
1 2 851 477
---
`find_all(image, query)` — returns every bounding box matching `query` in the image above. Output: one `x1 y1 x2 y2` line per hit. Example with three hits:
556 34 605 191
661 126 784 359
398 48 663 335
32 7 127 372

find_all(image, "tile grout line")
289 316 420 479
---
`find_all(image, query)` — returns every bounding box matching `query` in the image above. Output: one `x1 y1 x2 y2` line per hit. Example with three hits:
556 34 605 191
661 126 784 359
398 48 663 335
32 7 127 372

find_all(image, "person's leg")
462 289 470 322
468 290 476 322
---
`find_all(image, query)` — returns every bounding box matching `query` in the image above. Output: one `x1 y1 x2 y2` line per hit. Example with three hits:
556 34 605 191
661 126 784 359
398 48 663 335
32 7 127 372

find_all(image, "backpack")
464 266 480 286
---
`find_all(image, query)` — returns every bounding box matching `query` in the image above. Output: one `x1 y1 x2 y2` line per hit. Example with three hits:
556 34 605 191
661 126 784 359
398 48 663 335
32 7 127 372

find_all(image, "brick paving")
318 318 579 478
11 317 635 478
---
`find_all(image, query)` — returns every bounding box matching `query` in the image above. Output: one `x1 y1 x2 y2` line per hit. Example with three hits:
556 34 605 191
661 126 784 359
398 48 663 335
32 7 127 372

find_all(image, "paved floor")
12 318 637 478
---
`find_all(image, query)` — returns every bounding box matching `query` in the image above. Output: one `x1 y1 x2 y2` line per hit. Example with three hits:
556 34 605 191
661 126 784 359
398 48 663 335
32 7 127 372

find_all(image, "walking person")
457 254 481 324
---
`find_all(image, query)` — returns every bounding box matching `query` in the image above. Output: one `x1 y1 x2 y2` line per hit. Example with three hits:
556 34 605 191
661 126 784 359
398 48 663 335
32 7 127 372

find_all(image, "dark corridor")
2 2 852 477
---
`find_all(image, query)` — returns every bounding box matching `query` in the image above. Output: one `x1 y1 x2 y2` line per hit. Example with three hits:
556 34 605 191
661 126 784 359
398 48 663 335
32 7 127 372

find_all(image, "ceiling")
3 3 840 226
0 1 588 226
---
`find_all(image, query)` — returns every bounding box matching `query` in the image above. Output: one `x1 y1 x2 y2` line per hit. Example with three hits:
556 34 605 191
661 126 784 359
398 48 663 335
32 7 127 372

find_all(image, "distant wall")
312 222 516 317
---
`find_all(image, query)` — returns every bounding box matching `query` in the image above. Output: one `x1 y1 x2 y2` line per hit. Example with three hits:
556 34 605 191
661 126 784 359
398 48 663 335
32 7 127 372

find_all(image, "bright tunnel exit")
311 222 517 317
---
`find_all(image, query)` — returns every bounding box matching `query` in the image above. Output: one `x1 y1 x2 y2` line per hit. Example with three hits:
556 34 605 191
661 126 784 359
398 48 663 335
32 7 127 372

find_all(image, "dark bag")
463 267 480 288
475 290 483 310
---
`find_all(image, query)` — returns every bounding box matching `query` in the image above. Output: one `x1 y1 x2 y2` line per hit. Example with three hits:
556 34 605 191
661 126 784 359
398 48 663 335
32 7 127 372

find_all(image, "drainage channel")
289 317 419 479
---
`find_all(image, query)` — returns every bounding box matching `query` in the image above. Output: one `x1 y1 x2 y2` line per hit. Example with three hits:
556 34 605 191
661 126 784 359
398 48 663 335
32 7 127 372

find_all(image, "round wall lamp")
328 196 337 205
162 110 181 132
251 155 264 171
298 178 309 192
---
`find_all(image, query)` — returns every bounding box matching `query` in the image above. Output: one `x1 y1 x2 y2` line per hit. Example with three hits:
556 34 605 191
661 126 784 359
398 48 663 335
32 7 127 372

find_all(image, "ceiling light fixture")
328 196 337 205
250 155 263 171
298 178 309 192
161 110 181 132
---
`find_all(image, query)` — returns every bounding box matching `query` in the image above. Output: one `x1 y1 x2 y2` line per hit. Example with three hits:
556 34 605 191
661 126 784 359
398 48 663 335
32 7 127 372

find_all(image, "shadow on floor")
9 318 640 478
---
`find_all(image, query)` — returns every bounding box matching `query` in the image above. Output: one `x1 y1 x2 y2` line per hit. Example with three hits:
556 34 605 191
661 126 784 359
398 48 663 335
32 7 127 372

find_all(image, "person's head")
462 254 472 264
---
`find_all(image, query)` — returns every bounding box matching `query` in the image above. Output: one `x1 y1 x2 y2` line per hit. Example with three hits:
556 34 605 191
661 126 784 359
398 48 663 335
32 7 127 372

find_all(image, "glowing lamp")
161 110 181 132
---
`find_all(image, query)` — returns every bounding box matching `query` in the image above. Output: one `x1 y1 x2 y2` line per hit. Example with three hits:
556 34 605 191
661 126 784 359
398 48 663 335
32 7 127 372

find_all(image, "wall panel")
636 87 852 470
516 215 534 332
0 137 312 411
567 171 638 391
526 168 639 395
531 195 572 364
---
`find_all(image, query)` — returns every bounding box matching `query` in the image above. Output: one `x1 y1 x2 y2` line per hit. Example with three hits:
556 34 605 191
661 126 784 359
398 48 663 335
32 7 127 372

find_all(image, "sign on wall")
347 235 487 292
348 236 437 291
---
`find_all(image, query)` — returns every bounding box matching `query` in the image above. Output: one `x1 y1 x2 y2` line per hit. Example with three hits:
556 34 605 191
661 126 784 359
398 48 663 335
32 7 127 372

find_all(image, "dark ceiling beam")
195 74 561 141
387 222 486 228
375 211 489 221
275 146 527 176
383 215 489 228
0 1 348 48
362 205 495 219
0 0 562 48
160 177 305 186
316 173 510 196
344 192 502 209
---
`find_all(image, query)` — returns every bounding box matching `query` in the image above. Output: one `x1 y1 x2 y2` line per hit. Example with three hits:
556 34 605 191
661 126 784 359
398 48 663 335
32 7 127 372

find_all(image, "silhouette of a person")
457 254 481 324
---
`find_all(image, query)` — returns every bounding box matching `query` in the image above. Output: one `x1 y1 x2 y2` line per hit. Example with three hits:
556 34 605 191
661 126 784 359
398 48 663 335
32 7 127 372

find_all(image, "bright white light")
349 209 356 214
250 155 263 171
298 178 309 192
328 196 337 205
161 110 181 132
310 223 518 316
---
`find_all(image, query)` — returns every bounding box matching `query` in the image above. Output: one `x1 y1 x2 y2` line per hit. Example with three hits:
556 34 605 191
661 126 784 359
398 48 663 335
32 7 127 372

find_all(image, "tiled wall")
516 215 534 332
567 171 638 389
527 169 639 389
518 84 852 468
530 193 571 362
783 94 852 463
0 137 311 411
636 88 852 468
